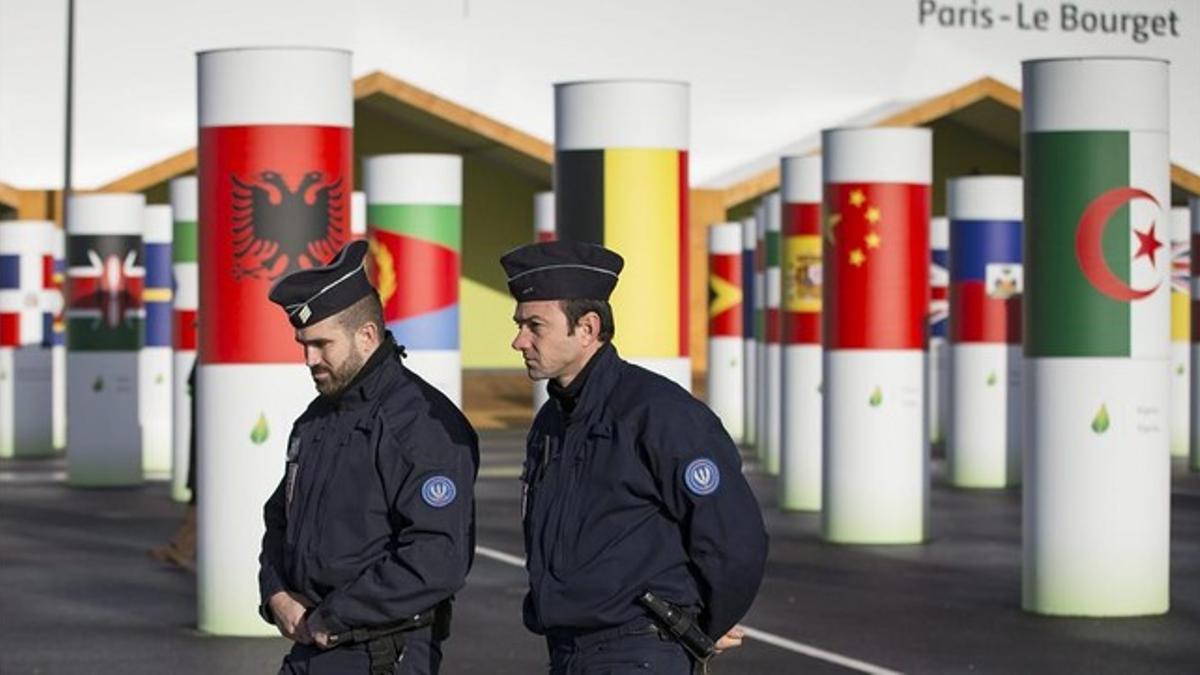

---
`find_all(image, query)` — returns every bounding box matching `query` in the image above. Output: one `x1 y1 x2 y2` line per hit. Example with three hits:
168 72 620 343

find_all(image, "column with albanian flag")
1022 57 1169 616
0 221 55 458
1170 206 1191 458
779 155 822 511
141 205 173 477
170 176 197 503
364 154 462 406
46 226 66 451
929 217 949 446
533 191 555 413
947 176 1023 488
707 222 744 439
66 194 146 486
742 213 757 447
555 80 690 389
821 127 930 544
197 47 352 634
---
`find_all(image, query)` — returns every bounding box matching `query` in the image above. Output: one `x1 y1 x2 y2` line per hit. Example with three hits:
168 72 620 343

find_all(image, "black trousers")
547 627 692 675
278 625 442 675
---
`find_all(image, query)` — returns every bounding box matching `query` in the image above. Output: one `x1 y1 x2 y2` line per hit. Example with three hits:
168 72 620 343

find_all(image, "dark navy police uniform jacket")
522 343 769 642
259 338 479 668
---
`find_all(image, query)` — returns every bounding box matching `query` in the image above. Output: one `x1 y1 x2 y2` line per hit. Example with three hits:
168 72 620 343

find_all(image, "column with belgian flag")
1022 57 1170 616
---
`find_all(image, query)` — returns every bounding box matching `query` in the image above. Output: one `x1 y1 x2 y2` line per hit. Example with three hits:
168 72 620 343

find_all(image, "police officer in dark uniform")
259 240 479 675
501 241 769 674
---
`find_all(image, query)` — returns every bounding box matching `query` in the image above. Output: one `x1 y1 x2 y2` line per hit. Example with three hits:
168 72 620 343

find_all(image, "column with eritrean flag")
929 217 949 446
170 176 197 502
46 226 66 451
947 176 1023 488
0 221 55 458
533 191 555 413
755 201 767 460
1022 57 1169 616
141 205 173 477
780 155 822 511
555 80 690 389
66 194 146 486
364 154 462 406
1193 196 1200 471
821 127 930 544
197 47 352 634
763 192 783 475
1170 206 1191 458
741 213 757 447
707 222 744 439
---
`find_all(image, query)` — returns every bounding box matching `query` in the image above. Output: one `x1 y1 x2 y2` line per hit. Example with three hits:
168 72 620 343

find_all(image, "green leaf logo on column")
92 376 104 392
868 386 882 407
1176 363 1185 376
1091 403 1111 434
986 371 997 387
250 413 269 445
155 372 165 385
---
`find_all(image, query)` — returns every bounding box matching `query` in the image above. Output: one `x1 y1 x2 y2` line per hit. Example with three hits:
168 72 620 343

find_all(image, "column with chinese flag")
141 205 173 477
929 217 949 446
742 213 757 447
170 176 197 503
197 47 352 634
1170 206 1191 458
707 222 744 439
1023 57 1169 616
821 127 930 544
779 155 822 511
533 191 555 412
0 221 55 458
947 176 1023 488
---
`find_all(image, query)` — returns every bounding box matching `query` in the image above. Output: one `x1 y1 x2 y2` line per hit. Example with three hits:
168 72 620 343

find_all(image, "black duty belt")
327 599 452 675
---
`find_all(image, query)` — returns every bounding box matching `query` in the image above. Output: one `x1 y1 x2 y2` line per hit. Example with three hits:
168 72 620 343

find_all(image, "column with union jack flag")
140 205 173 478
66 194 146 487
707 222 744 440
532 191 555 413
1170 206 1191 459
821 127 930 544
169 176 196 503
197 47 352 635
0 221 55 459
947 176 1022 488
929 217 949 446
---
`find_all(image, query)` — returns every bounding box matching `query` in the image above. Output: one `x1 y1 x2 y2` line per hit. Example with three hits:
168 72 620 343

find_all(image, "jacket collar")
547 341 621 425
329 332 403 411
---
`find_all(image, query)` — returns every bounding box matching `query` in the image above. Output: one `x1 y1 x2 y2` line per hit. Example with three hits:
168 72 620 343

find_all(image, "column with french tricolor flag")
0 221 54 458
763 192 783 475
1192 196 1200 472
555 80 690 390
779 155 822 511
947 176 1022 488
532 191 555 412
821 127 930 544
45 226 66 451
364 154 462 406
929 216 949 446
741 213 757 447
1022 57 1170 616
197 47 352 635
140 205 173 478
66 194 146 486
1170 206 1191 458
754 201 767 459
707 222 744 439
169 176 197 503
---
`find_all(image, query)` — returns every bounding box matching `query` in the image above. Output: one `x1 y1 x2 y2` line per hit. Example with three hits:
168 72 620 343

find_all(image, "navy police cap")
268 240 374 328
500 241 623 302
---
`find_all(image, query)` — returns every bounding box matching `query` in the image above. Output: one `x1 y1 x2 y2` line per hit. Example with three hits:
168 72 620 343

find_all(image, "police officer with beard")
501 241 769 674
259 240 479 675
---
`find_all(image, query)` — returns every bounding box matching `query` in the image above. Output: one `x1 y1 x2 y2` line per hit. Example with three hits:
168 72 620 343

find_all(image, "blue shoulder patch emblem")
421 476 457 508
684 458 720 496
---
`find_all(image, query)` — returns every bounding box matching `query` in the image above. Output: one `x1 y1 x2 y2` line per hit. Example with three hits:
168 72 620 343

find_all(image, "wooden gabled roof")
0 180 20 210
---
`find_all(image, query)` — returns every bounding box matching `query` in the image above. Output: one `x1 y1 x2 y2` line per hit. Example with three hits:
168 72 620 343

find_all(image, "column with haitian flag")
821 127 930 544
742 212 757 447
929 216 949 446
947 176 1023 488
1170 206 1191 458
779 155 822 511
0 221 55 458
66 194 146 486
197 47 352 635
1022 57 1169 616
141 205 173 478
707 222 744 440
533 191 555 413
554 80 691 390
170 176 197 503
364 154 462 407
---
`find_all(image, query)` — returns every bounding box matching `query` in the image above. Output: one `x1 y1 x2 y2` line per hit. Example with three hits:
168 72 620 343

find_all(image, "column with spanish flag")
1192 197 1200 471
197 47 352 634
821 127 930 544
66 194 146 486
169 176 197 503
742 213 757 447
46 226 66 451
364 154 462 406
533 191 555 412
0 221 55 458
707 222 744 439
780 155 822 511
555 80 690 389
929 217 949 446
1023 57 1169 616
1170 206 1191 458
140 205 173 478
947 176 1023 488
763 192 783 475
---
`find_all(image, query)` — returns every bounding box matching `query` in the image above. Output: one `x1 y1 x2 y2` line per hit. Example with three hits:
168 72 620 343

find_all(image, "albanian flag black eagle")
230 170 346 279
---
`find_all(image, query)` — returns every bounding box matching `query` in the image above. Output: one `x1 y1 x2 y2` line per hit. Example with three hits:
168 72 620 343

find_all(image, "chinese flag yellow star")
850 249 866 267
849 189 866 207
865 231 881 249
865 206 881 224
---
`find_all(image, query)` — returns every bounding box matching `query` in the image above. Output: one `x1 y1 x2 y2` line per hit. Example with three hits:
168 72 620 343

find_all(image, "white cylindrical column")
170 176 197 503
754 201 767 463
46 227 66 451
763 192 782 476
741 213 757 448
1192 196 1200 472
0 221 55 458
532 190 555 413
707 222 744 439
141 205 174 478
1170 206 1191 458
350 190 366 241
929 216 949 447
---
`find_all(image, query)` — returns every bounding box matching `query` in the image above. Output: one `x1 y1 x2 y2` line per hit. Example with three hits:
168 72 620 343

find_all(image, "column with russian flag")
929 217 949 446
555 80 690 389
364 154 462 406
763 192 782 475
66 194 145 486
1022 57 1169 616
0 221 55 458
780 155 822 511
198 47 352 634
821 127 930 544
947 176 1023 488
170 176 197 502
533 191 555 412
46 226 66 451
741 213 757 447
1170 206 1191 458
707 222 744 439
141 205 173 477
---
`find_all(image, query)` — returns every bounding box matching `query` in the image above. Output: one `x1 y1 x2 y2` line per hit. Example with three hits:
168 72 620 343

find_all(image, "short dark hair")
560 298 615 342
337 291 385 338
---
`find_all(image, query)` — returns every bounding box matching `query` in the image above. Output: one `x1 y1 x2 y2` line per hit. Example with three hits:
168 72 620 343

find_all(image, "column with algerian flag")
1192 196 1200 472
170 176 197 503
46 226 66 450
66 194 146 486
947 176 1023 488
197 47 352 634
141 205 173 478
754 201 767 459
0 221 55 458
741 213 757 447
763 192 783 475
779 155 822 511
555 80 690 389
533 191 555 412
821 127 930 544
707 222 744 439
1170 206 1191 458
1022 57 1170 616
364 154 462 406
929 217 949 446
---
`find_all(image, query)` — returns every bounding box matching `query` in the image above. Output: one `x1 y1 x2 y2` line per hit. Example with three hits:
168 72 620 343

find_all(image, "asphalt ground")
3 435 1200 674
